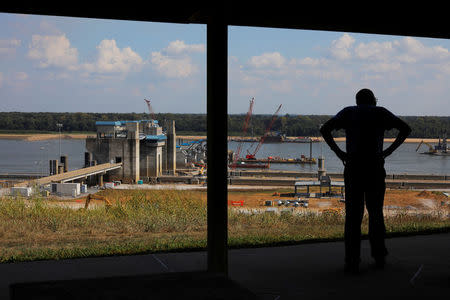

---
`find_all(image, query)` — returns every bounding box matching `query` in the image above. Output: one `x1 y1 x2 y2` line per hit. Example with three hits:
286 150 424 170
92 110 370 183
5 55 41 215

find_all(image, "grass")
0 190 449 263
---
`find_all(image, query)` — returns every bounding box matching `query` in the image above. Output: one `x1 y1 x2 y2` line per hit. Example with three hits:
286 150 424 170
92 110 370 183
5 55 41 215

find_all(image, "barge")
238 155 316 164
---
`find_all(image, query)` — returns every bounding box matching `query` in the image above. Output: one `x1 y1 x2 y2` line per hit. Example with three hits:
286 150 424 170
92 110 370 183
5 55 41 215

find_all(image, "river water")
0 139 448 176
0 139 85 175
228 141 449 175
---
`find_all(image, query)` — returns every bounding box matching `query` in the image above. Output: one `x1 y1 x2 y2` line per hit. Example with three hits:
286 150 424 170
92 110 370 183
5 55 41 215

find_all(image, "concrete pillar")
49 160 58 175
60 155 68 172
318 156 326 180
89 160 97 186
162 141 168 173
158 151 162 176
167 120 177 174
98 174 103 187
146 146 162 178
126 122 140 183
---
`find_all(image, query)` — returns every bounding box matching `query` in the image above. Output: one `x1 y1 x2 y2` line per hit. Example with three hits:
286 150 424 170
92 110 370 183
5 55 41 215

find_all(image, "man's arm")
320 118 348 163
382 117 411 159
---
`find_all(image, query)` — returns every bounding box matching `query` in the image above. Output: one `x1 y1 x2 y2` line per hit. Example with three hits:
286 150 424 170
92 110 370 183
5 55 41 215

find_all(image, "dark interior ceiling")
1 5 449 40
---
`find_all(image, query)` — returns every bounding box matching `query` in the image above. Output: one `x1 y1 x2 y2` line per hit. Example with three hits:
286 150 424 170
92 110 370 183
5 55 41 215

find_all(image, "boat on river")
237 155 316 164
416 136 450 156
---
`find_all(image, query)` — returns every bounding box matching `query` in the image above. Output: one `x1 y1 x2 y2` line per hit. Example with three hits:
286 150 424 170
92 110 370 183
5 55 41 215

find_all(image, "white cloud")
27 34 144 77
150 51 196 78
396 37 450 63
163 40 205 55
0 39 21 55
150 40 204 78
83 39 143 74
354 37 450 66
234 34 450 107
363 62 402 73
330 33 355 60
291 57 328 67
248 52 286 68
27 34 78 70
436 61 450 75
355 41 395 60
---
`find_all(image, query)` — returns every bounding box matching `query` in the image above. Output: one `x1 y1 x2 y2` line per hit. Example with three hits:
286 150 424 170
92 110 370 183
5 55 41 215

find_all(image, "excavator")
84 193 112 209
415 140 437 154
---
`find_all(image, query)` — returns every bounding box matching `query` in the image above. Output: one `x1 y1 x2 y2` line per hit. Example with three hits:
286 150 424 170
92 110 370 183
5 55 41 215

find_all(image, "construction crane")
230 98 255 169
246 104 282 160
144 98 156 120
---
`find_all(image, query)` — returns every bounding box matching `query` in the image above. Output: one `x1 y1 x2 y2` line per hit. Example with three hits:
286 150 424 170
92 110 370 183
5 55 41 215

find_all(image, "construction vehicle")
415 140 437 154
246 104 282 160
416 133 449 155
84 193 112 209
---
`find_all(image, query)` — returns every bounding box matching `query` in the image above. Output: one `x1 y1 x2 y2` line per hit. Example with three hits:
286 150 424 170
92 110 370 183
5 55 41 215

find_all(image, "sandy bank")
182 136 441 143
0 133 91 141
333 137 440 143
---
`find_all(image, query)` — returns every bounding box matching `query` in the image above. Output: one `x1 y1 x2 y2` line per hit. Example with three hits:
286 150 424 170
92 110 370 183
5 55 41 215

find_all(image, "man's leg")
344 167 365 268
365 169 388 266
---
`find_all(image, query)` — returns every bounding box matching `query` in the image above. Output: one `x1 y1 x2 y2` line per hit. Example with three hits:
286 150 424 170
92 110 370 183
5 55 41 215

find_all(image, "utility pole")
57 123 63 158
40 146 45 177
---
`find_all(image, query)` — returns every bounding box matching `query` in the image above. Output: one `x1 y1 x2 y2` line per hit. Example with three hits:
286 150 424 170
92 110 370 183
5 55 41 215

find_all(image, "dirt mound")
416 190 447 200
417 190 432 197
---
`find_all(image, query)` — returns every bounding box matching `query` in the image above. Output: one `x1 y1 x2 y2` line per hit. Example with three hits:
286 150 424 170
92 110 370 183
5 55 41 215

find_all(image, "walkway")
14 162 122 187
2 233 449 299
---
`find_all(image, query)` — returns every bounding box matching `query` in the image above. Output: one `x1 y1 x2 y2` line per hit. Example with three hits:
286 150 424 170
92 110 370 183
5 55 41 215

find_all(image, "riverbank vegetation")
0 112 448 138
1 189 449 263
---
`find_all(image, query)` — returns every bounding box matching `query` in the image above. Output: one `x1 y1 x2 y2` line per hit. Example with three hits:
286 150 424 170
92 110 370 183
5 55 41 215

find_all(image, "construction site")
0 98 447 218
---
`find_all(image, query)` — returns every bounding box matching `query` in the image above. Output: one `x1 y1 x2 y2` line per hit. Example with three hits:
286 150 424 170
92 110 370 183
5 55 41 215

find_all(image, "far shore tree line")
0 112 449 138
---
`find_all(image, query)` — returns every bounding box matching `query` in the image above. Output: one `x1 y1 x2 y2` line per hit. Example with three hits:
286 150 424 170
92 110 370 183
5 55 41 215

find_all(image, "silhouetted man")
320 88 411 273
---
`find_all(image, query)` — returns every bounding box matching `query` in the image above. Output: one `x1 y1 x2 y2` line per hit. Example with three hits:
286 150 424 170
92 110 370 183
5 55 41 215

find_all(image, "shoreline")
0 133 93 141
0 133 442 143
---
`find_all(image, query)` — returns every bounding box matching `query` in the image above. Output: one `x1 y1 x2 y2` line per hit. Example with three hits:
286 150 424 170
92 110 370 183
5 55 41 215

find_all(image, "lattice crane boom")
231 97 255 169
246 103 282 159
144 98 156 120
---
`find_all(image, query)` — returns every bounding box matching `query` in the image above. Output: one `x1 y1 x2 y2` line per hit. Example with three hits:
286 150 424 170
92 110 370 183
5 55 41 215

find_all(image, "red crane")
246 104 282 160
144 98 155 120
231 97 255 169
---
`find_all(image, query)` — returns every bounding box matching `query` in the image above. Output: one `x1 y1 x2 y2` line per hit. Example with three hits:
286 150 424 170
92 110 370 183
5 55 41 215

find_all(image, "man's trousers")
343 160 388 264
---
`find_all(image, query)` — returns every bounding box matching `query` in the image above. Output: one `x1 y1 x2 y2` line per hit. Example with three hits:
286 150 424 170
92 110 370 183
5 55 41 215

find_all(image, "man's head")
356 88 377 105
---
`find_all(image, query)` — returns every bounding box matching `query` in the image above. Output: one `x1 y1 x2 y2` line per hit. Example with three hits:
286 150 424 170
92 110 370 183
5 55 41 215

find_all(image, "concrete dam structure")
85 119 176 184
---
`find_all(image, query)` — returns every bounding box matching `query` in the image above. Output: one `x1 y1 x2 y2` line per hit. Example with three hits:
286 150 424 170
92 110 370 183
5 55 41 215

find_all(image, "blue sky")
1 13 450 116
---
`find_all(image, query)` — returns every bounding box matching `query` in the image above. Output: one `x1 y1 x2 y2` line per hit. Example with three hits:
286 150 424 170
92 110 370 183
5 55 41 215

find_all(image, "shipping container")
11 187 33 197
51 183 80 196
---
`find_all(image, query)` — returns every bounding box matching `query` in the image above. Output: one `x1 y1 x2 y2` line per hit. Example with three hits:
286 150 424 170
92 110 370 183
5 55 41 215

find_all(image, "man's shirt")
331 105 401 157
